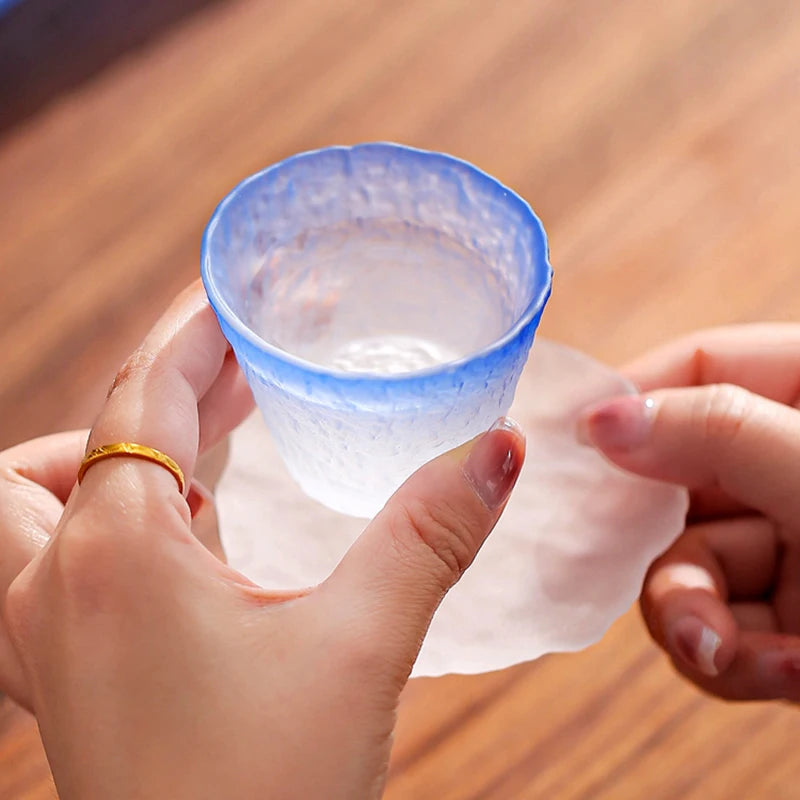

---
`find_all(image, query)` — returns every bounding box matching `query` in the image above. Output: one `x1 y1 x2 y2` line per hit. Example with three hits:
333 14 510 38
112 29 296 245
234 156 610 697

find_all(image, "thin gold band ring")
78 443 185 494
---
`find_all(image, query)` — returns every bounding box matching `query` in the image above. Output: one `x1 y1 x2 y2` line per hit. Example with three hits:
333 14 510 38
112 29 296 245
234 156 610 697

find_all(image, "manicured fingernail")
577 395 656 451
463 417 525 510
667 616 721 676
758 651 800 688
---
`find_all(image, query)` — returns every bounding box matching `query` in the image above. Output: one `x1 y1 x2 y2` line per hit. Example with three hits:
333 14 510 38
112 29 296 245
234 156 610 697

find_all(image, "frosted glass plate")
216 340 689 677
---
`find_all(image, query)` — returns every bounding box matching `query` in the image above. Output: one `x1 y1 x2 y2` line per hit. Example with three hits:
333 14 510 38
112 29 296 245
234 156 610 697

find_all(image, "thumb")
323 418 525 680
577 384 800 527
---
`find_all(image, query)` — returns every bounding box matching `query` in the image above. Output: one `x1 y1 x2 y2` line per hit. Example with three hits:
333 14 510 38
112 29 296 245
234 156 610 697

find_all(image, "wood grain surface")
2 0 800 797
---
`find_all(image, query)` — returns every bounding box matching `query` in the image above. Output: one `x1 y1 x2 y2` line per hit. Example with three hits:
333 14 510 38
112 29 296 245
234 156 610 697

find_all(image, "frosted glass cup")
202 143 552 517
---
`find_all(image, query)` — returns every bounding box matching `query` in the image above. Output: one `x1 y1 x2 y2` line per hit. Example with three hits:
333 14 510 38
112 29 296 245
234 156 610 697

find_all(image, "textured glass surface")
202 143 552 516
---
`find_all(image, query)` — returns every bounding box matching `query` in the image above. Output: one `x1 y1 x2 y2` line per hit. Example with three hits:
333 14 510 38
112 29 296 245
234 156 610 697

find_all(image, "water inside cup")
244 219 517 376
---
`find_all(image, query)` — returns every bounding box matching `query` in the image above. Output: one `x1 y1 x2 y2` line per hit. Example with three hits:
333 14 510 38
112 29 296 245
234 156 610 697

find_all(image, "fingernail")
667 616 721 676
463 417 525 510
758 651 800 688
577 395 656 451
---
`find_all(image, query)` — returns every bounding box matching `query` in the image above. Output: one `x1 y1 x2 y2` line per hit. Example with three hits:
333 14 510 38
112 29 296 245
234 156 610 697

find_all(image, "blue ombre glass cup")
202 143 551 517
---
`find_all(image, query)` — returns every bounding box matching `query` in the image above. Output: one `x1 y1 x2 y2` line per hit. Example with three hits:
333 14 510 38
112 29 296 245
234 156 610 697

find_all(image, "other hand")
580 324 800 702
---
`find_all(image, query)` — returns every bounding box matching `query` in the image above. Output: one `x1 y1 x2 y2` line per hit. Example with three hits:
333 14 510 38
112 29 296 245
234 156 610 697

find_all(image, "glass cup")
201 143 551 517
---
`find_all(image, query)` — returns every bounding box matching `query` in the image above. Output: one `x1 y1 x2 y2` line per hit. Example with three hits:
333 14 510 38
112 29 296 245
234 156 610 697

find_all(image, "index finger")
78 281 231 503
624 324 800 406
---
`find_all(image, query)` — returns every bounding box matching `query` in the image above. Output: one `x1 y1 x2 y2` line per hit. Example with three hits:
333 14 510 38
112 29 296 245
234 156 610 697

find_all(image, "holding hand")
3 282 524 800
580 325 800 702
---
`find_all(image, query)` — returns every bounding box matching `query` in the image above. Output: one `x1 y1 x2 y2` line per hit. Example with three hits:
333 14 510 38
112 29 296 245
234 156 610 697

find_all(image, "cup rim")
201 142 552 384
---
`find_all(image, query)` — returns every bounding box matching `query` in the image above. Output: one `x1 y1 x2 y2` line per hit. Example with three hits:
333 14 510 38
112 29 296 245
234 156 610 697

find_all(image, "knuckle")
51 523 120 613
5 527 114 643
5 519 132 653
697 383 754 446
391 497 481 590
40 503 161 615
107 348 156 398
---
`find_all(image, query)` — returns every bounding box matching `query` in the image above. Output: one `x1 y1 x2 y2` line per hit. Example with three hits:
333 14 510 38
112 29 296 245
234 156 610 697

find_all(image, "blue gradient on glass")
202 143 551 516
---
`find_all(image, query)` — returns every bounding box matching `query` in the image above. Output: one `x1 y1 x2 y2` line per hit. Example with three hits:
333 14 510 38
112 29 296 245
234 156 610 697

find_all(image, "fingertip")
666 614 723 677
461 416 525 512
657 592 738 678
754 646 800 701
641 556 735 675
576 395 657 452
178 277 207 303
491 415 526 441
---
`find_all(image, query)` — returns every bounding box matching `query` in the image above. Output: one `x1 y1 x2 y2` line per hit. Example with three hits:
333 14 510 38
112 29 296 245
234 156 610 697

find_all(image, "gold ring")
78 443 185 494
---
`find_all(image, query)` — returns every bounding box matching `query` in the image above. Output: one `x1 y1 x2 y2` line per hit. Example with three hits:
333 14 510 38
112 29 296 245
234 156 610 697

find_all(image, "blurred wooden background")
2 0 800 797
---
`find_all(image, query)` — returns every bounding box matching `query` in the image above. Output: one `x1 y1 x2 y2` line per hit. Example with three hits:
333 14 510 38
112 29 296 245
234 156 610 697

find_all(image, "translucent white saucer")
216 340 689 677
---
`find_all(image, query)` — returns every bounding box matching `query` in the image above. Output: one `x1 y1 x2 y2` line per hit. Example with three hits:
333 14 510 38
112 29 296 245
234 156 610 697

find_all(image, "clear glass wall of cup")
202 143 552 517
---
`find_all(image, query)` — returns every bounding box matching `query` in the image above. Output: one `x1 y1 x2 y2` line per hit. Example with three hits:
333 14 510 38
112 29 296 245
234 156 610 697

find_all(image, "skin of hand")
0 436 225 710
578 324 800 702
3 282 525 800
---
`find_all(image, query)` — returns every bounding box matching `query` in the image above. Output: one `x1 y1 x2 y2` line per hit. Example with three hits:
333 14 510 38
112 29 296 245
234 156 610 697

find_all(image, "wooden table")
2 0 800 796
